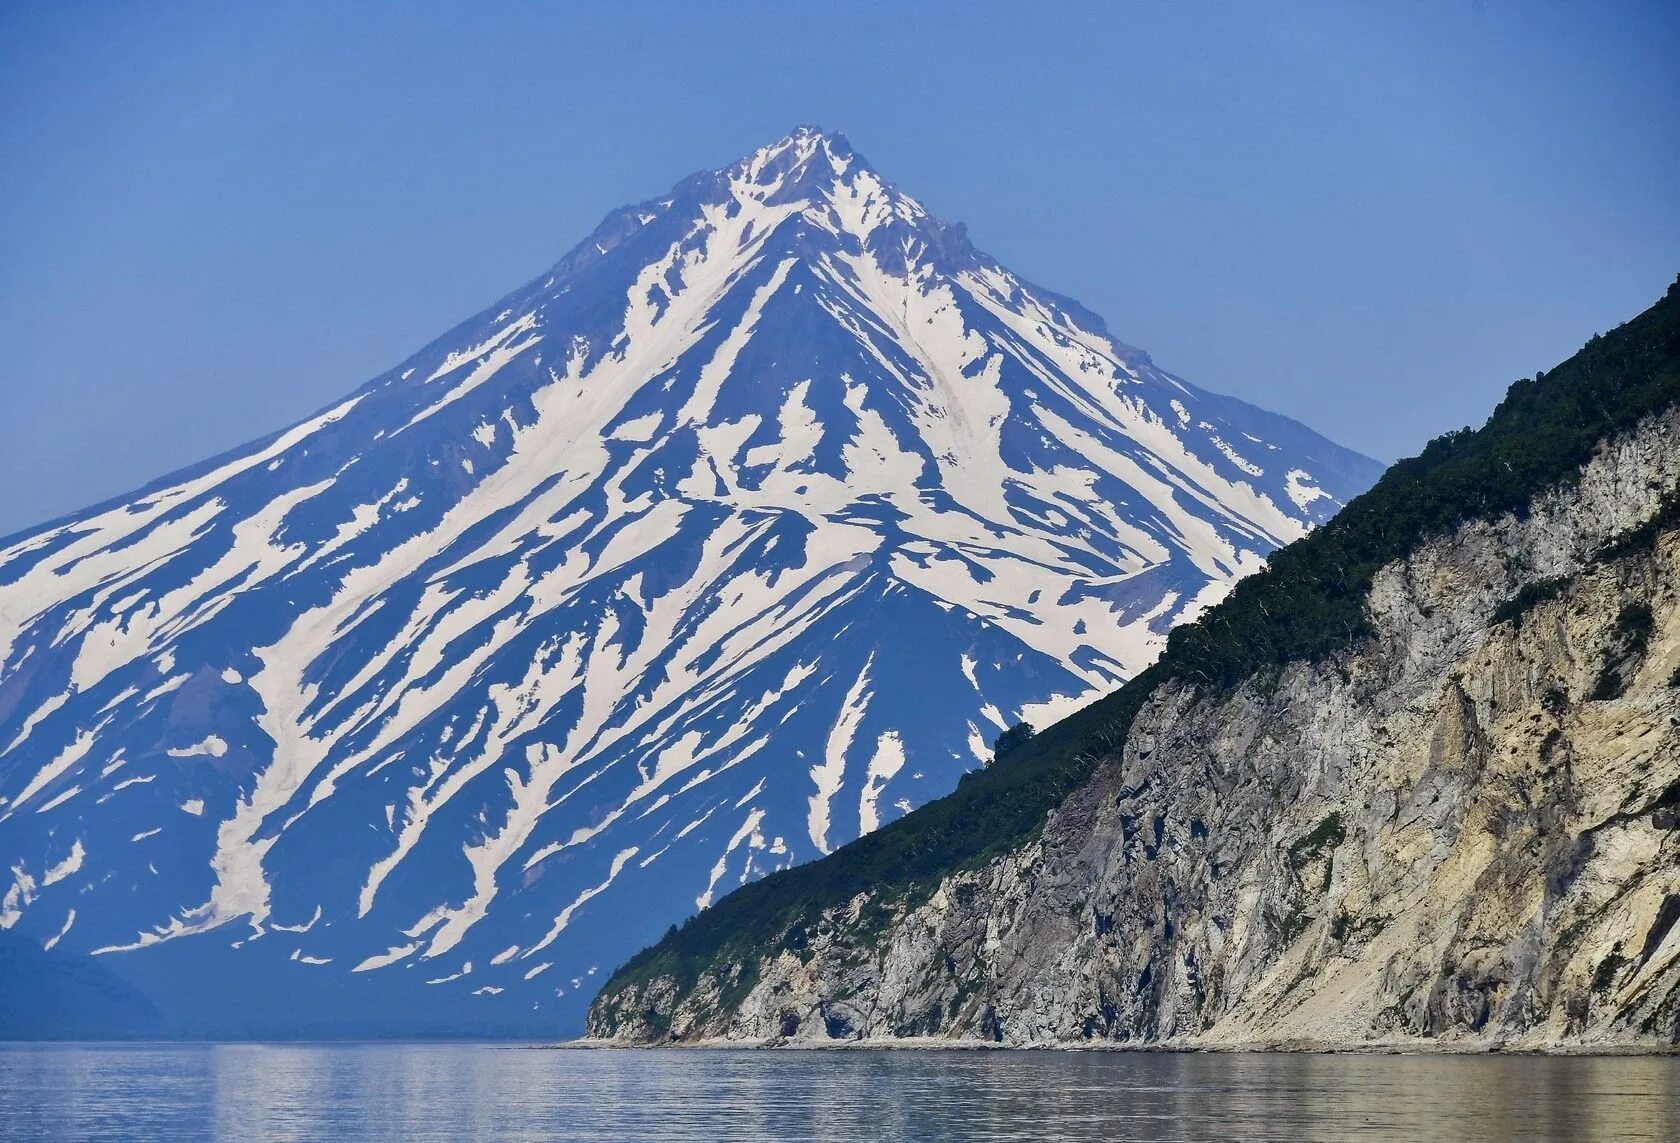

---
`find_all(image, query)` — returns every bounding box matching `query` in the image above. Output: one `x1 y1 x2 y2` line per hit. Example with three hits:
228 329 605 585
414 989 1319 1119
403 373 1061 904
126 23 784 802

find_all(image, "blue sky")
2 0 1677 537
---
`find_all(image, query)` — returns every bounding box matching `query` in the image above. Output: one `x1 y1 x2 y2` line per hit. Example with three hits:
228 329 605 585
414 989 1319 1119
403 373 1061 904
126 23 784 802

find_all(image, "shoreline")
551 1035 1679 1057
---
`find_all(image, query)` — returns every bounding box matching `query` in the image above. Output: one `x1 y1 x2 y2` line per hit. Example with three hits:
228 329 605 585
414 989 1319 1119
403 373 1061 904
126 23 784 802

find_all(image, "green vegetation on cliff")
1168 276 1680 686
595 275 1680 1020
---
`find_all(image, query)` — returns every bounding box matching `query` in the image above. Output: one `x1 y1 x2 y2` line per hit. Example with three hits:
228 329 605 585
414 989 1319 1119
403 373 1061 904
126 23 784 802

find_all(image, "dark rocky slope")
588 277 1680 1050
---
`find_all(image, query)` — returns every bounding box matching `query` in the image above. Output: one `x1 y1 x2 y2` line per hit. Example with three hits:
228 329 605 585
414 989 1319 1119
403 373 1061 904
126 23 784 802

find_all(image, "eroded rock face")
589 408 1680 1049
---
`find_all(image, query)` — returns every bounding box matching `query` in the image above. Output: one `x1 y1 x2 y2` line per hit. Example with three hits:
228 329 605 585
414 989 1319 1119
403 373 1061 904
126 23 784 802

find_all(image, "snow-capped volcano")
0 127 1380 1036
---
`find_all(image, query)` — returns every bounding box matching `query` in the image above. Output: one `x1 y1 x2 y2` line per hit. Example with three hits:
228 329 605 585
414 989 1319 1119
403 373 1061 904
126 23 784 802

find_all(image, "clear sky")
2 1 1677 537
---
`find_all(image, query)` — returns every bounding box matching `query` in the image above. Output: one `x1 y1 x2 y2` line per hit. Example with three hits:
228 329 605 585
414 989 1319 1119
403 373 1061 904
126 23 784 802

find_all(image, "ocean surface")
1 1043 1675 1141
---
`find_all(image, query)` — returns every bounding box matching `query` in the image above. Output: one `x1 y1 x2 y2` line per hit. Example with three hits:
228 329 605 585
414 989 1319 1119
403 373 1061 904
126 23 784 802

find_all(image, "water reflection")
1 1043 1675 1141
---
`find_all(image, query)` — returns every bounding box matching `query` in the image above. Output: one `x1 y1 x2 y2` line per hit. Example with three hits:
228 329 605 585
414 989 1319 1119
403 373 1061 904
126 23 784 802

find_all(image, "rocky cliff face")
589 405 1680 1049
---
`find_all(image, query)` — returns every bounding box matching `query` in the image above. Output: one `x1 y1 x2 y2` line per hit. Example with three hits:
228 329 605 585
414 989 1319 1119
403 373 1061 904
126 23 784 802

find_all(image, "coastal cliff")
588 278 1680 1050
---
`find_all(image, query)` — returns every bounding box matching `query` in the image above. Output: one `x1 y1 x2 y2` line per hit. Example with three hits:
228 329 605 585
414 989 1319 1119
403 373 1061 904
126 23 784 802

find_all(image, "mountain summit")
0 129 1379 1036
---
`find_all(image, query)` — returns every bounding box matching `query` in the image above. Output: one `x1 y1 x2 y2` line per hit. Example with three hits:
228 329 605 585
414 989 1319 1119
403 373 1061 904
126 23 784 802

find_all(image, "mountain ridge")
587 274 1680 1049
0 127 1378 1037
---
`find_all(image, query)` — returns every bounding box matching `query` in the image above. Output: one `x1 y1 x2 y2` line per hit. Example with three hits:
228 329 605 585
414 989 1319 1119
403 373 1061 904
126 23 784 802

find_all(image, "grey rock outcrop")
589 407 1680 1050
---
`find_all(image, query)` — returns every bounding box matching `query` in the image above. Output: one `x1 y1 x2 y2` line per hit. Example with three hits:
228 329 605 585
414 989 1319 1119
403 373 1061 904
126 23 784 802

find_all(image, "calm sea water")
0 1043 1675 1142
